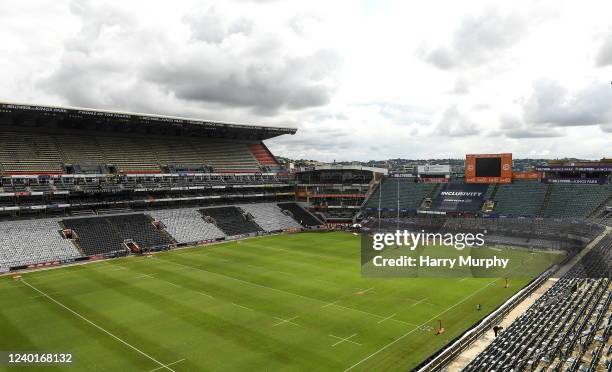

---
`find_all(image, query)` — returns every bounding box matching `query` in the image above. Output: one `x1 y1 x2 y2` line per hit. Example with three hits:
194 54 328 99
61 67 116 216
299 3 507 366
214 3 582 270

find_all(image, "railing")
416 265 558 371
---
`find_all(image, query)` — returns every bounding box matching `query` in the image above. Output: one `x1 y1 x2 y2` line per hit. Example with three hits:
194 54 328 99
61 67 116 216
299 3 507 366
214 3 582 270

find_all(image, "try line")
21 278 178 372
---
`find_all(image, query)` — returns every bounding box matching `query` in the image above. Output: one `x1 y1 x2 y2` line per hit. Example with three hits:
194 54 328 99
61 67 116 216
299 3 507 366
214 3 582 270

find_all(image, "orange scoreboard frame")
465 153 512 184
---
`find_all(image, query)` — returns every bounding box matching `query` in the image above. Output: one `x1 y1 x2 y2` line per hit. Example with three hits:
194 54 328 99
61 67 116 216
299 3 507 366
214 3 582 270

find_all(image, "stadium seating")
0 132 64 174
248 143 279 170
487 180 548 216
362 177 611 219
147 208 226 243
200 206 264 236
238 203 302 232
365 179 438 211
146 137 261 173
0 218 81 269
96 136 161 173
0 131 273 176
464 231 612 371
54 134 107 166
62 214 175 256
277 202 323 227
542 184 612 218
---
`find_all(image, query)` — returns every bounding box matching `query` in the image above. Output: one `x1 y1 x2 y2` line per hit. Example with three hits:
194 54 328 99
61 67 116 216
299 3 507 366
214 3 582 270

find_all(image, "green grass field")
0 232 559 371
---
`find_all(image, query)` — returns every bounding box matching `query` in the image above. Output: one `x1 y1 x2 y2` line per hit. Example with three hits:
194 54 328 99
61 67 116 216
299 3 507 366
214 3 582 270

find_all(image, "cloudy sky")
1 0 611 161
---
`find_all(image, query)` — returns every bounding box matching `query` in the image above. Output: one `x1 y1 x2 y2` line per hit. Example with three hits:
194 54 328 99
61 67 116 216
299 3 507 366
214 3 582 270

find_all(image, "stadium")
0 101 609 371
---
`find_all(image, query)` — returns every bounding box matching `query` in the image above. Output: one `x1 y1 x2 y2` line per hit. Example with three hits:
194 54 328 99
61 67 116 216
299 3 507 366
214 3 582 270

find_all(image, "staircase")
427 183 442 199
537 183 553 217
588 194 612 219
489 184 500 201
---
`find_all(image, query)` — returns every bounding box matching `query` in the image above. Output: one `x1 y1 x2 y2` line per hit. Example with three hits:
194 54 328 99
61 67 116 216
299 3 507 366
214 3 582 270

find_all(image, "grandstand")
365 178 439 214
0 102 610 371
0 130 277 175
363 177 611 219
294 164 386 223
542 183 612 218
0 102 319 272
464 230 611 371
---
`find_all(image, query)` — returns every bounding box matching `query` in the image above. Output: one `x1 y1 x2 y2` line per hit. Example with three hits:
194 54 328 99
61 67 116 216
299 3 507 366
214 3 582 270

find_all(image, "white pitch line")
320 300 339 308
155 258 415 328
29 291 62 299
231 302 254 311
408 297 429 308
165 281 182 288
343 279 500 371
136 273 155 279
21 279 176 372
147 358 186 372
355 287 374 294
330 333 361 347
198 291 214 299
272 316 300 327
377 313 396 324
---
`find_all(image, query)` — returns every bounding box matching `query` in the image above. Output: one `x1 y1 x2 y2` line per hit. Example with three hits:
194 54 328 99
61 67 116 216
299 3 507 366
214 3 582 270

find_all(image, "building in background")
294 164 387 223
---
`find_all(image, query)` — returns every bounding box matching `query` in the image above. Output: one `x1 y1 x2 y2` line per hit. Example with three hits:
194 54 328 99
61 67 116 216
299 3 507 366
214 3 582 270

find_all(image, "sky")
0 0 611 161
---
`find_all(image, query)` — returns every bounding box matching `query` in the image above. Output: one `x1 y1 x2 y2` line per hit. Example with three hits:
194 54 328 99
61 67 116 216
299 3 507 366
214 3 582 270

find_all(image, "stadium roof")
0 101 297 140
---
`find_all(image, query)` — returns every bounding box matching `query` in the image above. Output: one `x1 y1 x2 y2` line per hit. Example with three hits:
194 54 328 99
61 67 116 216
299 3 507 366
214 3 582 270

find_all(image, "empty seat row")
148 208 226 243
365 179 439 211
277 202 322 227
62 214 175 256
199 206 264 236
0 218 81 269
0 131 271 175
238 203 302 232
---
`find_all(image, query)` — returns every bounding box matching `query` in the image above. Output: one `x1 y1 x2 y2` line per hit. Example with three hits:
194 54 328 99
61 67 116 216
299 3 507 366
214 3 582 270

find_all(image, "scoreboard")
465 153 512 183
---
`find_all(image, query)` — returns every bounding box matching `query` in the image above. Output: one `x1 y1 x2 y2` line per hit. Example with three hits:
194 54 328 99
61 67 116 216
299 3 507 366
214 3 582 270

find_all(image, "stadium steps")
486 181 548 217
148 208 225 243
588 193 612 219
237 203 302 232
537 183 553 216
199 206 264 236
426 183 442 199
277 202 323 227
361 176 383 208
488 183 500 200
58 220 86 257
364 178 438 212
62 214 175 256
361 181 381 209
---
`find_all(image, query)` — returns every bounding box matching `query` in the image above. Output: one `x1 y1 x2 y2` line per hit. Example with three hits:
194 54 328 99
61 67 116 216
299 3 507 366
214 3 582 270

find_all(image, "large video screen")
475 157 501 177
465 153 512 183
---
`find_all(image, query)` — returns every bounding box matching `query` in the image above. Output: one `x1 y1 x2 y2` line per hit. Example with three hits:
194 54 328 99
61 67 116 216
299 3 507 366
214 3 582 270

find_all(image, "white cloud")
0 0 609 162
523 79 612 128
